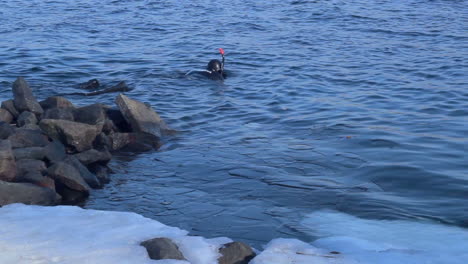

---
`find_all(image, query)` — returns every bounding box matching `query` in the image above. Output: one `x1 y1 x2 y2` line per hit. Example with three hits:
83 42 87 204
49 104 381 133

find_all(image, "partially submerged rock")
140 237 186 261
78 79 100 90
74 148 111 165
47 162 90 193
12 77 43 115
63 155 101 188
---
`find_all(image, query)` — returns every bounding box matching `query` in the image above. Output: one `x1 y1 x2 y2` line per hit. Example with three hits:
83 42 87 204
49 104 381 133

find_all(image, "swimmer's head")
207 59 223 73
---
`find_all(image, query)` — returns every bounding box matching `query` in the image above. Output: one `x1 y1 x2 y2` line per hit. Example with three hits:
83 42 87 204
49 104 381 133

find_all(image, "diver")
186 48 227 81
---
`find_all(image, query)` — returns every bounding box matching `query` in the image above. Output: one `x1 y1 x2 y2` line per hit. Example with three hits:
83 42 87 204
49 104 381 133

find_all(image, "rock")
218 242 256 264
47 162 90 192
63 155 101 188
140 238 186 261
56 184 88 204
0 122 15 139
39 96 74 110
73 103 106 128
93 133 112 150
8 128 49 148
16 159 47 178
74 148 111 165
0 108 13 123
1 99 20 119
14 171 53 190
105 108 131 133
0 140 16 181
16 111 38 127
43 140 67 163
13 147 45 160
35 176 56 191
12 77 43 115
78 79 100 90
0 181 58 206
108 132 161 152
88 164 110 184
115 94 167 138
39 119 99 152
42 107 75 121
107 132 132 151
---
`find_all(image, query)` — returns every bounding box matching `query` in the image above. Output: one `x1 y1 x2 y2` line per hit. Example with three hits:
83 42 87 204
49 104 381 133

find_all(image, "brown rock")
0 140 16 181
140 238 186 261
12 77 43 115
39 119 99 152
218 242 256 264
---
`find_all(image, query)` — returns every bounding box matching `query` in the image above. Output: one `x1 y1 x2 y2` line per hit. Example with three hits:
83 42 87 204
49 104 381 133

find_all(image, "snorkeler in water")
186 48 227 81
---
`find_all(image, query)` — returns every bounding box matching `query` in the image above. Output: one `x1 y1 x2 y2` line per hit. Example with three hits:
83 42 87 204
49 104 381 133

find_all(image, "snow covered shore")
1 204 467 264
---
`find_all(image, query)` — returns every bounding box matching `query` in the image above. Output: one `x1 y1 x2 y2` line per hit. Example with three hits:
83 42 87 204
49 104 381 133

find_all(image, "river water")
1 0 467 248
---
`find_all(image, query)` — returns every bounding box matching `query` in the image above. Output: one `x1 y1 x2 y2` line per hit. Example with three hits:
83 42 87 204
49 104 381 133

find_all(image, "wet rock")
0 140 16 182
0 181 58 206
115 94 167 138
74 148 111 165
42 107 75 121
56 184 88 204
94 133 112 150
12 77 43 115
84 81 131 96
16 159 47 179
218 242 256 264
17 111 38 127
63 155 101 188
39 119 99 152
73 103 106 129
78 79 100 90
108 132 161 152
0 108 13 123
140 238 186 261
0 122 15 139
88 164 110 184
105 108 131 133
1 99 20 119
39 96 74 110
8 128 49 148
43 140 67 163
13 147 45 160
47 162 90 193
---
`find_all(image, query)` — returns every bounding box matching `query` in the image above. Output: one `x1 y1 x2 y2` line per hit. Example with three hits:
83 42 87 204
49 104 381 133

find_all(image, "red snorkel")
219 48 225 72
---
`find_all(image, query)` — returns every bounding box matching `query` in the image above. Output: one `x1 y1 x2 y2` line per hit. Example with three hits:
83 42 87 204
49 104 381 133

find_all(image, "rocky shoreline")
0 77 256 263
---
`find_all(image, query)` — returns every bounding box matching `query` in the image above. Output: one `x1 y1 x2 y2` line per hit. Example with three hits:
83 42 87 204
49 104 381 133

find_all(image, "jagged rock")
73 104 106 132
39 96 74 110
0 108 13 123
105 108 131 133
12 77 43 115
8 128 49 148
0 122 15 139
39 119 99 152
115 94 167 138
17 111 38 127
108 132 161 152
13 147 45 160
16 159 47 178
43 140 67 163
0 181 58 206
42 107 75 121
218 242 256 264
78 79 100 90
1 99 20 119
88 164 110 184
47 162 90 192
63 155 101 188
74 148 111 165
0 140 16 181
140 238 186 261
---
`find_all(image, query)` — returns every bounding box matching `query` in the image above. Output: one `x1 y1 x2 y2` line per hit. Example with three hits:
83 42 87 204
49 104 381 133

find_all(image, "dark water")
1 0 467 247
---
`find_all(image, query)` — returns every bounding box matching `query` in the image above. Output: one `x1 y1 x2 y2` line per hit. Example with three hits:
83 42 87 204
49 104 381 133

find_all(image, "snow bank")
1 204 467 264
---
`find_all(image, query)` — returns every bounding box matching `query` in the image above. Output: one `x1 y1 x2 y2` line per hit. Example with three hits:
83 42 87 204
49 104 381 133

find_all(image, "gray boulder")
73 103 106 126
47 162 90 192
115 94 167 138
0 122 15 140
218 242 256 264
17 111 38 127
140 238 186 261
107 132 161 152
1 99 20 119
42 107 75 121
63 155 101 188
0 140 16 181
13 147 45 160
12 77 43 115
43 140 67 162
39 119 99 152
16 159 47 178
74 148 111 165
0 181 57 206
39 96 74 110
0 108 13 123
8 128 49 148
